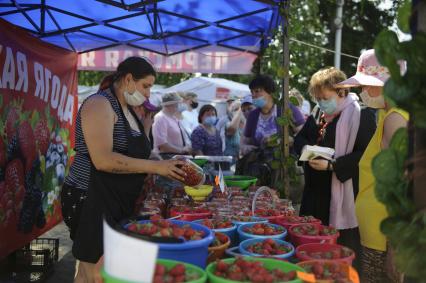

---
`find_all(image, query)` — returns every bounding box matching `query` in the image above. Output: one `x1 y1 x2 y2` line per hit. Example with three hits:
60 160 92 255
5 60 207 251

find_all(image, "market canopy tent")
159 76 251 101
0 0 282 56
158 76 251 116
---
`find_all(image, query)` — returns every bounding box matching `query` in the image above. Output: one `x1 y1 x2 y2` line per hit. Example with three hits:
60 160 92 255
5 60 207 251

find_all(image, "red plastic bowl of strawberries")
296 243 355 265
289 224 340 246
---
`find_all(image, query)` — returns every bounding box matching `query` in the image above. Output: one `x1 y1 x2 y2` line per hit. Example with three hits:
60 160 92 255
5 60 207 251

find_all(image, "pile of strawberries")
209 232 229 248
214 258 297 283
245 239 292 256
284 215 319 224
178 161 204 187
126 218 205 241
299 247 353 260
231 216 261 223
200 218 233 229
171 207 210 214
291 224 338 236
301 261 352 282
251 209 283 217
243 223 284 236
153 263 200 283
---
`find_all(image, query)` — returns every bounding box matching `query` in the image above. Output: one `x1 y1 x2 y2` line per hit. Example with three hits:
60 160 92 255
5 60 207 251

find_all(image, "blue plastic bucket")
237 223 287 242
123 220 214 268
239 238 295 260
192 219 238 246
231 217 268 228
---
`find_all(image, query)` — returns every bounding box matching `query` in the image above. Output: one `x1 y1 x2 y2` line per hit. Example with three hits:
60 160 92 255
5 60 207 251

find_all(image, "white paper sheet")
103 220 159 283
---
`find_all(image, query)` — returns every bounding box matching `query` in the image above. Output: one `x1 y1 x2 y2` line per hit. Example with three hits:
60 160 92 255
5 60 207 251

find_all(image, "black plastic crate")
11 238 59 282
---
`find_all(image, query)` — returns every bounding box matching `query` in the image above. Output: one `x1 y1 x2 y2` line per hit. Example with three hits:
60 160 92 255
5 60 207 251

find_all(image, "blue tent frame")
0 0 285 56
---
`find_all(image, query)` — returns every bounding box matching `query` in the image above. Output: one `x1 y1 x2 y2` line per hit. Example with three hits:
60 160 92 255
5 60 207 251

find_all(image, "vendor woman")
61 56 186 283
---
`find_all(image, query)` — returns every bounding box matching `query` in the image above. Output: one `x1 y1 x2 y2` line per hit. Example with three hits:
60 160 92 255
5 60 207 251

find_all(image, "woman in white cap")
336 49 408 283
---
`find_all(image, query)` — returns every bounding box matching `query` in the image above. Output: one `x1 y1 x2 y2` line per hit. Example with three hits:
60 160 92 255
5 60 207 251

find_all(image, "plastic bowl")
289 224 340 247
237 223 287 243
101 258 207 283
206 257 305 283
208 233 231 263
297 260 360 283
239 238 295 260
191 158 208 167
271 216 322 230
170 208 213 221
295 243 355 265
224 175 258 190
185 185 213 197
193 219 238 246
231 216 268 227
123 220 214 268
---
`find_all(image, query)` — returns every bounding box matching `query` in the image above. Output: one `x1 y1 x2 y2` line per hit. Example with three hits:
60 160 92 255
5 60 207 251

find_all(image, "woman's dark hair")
249 74 276 94
99 56 156 91
198 104 217 123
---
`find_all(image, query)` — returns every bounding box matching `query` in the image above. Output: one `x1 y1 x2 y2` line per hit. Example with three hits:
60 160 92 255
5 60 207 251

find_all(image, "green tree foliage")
255 0 401 98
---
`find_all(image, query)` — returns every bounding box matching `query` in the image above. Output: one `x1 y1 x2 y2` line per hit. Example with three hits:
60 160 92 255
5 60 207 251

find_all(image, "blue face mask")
252 96 267 108
178 103 187 113
203 116 218 126
318 98 337 115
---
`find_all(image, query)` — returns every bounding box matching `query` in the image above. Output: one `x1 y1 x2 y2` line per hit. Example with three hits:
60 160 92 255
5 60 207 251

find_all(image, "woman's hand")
155 159 186 181
308 159 329 171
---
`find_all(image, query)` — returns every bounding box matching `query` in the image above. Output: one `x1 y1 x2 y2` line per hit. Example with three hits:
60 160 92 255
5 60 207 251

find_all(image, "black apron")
72 91 151 263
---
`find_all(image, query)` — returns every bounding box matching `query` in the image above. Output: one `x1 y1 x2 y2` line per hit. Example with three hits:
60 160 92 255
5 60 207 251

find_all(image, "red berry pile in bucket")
243 223 284 236
245 239 292 256
153 263 200 283
200 218 233 229
214 258 297 282
126 219 205 241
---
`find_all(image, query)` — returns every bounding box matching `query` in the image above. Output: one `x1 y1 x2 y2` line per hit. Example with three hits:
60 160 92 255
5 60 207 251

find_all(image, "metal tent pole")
334 0 344 69
280 0 290 197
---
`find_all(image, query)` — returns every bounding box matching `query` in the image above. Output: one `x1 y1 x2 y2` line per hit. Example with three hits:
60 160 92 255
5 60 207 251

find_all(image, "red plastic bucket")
295 243 355 265
271 216 322 230
170 208 212 221
288 224 339 247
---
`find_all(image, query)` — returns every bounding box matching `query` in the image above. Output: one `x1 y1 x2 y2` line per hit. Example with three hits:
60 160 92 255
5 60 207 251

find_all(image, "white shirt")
152 111 184 152
181 110 199 135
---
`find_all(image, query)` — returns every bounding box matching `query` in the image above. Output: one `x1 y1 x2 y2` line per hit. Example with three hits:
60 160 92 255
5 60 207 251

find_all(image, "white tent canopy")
159 77 251 103
158 76 251 117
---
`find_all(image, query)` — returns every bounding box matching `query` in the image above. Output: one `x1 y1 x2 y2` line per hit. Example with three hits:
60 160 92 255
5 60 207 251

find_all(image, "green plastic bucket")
206 257 305 283
224 176 258 190
102 259 207 283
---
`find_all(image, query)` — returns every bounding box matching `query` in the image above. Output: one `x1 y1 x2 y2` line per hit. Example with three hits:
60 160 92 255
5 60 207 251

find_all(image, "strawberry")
216 260 229 272
168 264 185 277
127 223 138 232
155 264 166 276
5 159 25 199
17 121 36 171
5 107 19 143
34 118 50 156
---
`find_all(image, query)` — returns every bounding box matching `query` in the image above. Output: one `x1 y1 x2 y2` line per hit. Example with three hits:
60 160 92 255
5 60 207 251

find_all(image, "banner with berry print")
0 19 78 259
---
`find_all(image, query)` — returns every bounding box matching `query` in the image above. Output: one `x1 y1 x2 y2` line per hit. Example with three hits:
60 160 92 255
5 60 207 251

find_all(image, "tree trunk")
413 0 426 211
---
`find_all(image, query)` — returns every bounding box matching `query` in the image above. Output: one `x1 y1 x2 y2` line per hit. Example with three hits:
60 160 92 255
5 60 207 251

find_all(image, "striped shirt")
64 88 135 191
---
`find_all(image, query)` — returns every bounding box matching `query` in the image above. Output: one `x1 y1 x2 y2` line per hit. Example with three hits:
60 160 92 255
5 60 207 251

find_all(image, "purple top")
190 125 223 156
244 104 305 146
